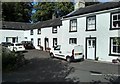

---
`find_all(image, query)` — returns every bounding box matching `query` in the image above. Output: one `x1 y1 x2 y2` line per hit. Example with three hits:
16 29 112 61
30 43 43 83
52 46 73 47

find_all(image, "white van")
49 45 84 62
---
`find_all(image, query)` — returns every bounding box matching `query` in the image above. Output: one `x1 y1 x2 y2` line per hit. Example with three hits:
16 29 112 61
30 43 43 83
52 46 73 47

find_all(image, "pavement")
66 59 120 83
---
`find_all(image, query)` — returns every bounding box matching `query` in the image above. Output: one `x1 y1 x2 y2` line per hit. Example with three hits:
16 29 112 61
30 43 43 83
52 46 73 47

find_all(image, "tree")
2 2 33 22
31 2 74 22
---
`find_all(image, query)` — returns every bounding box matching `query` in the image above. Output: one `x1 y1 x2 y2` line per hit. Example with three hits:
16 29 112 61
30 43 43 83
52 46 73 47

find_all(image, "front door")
44 38 49 50
86 37 96 60
12 38 16 43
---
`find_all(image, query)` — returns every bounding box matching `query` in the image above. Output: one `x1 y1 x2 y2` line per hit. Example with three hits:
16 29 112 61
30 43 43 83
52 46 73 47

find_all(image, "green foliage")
2 2 33 22
2 47 26 72
31 2 74 22
2 2 100 23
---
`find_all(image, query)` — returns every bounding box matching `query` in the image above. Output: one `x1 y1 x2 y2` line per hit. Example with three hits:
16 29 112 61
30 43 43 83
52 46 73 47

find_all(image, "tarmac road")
2 49 75 83
66 59 120 83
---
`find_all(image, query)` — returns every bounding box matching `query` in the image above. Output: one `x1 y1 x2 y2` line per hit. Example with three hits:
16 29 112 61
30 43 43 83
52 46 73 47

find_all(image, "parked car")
1 42 12 47
8 43 25 52
21 41 35 49
49 45 84 62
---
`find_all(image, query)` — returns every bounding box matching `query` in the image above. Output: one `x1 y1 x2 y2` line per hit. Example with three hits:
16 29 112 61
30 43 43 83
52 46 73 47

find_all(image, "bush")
2 47 26 72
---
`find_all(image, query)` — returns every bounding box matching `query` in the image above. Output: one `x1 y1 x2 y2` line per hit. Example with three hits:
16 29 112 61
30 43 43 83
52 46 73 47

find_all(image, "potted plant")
95 57 99 61
38 45 43 51
46 47 51 52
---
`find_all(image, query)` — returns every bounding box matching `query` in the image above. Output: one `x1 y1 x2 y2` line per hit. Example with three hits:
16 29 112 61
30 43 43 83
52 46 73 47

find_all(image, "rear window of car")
15 43 23 46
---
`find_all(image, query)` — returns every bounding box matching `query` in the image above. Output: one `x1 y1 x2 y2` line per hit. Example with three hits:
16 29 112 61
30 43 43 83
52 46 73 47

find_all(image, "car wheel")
66 57 71 63
50 53 54 58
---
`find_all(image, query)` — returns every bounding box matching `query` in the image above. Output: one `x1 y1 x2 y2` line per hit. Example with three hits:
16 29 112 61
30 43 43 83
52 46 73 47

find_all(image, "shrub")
2 46 26 72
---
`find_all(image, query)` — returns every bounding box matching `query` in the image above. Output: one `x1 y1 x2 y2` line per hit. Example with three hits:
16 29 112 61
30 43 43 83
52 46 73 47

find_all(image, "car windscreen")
15 43 23 46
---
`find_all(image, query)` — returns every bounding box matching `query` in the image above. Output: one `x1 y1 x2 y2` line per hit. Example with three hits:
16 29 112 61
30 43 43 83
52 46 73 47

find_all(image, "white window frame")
30 29 33 35
86 16 96 31
110 37 120 55
111 13 120 29
69 38 77 44
37 29 41 34
70 19 77 32
52 26 57 33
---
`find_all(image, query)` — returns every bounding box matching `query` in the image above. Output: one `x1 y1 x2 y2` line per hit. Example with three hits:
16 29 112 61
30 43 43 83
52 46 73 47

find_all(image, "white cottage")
60 2 120 62
0 21 32 43
24 18 62 50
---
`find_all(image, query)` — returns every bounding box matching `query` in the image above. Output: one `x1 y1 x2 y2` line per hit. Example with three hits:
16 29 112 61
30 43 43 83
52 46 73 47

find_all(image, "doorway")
44 38 49 50
86 37 96 60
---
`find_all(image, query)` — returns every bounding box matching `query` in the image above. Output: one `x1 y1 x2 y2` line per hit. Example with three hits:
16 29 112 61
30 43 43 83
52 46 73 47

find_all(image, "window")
25 37 27 39
110 37 120 56
52 26 57 33
31 38 34 44
38 38 41 46
70 19 77 32
53 38 57 47
69 38 77 44
30 30 33 35
6 37 8 42
38 29 41 34
86 16 96 31
111 12 120 29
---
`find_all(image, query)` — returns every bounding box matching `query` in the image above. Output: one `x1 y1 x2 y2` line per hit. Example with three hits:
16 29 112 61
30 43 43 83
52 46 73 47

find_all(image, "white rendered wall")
0 29 24 43
24 26 60 50
61 12 119 62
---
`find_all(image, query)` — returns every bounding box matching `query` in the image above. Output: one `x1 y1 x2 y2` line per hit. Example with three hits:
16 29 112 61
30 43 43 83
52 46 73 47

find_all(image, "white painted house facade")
60 2 120 62
1 2 120 62
24 18 62 50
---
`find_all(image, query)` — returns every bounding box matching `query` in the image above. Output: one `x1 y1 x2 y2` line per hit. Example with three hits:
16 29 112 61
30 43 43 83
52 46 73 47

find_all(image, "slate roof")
64 2 120 18
1 18 62 30
32 17 62 29
2 21 32 30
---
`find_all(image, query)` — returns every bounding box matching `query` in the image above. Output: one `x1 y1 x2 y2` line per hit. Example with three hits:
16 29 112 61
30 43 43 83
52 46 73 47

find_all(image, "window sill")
85 29 96 31
109 28 120 30
52 32 57 34
69 31 77 32
109 53 120 56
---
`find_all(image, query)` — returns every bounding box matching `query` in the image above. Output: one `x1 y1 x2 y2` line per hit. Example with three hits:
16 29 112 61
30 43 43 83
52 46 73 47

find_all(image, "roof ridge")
2 21 31 24
64 2 120 18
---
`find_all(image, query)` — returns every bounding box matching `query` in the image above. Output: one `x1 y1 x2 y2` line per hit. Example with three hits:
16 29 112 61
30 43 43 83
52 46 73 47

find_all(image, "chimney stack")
74 0 85 10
